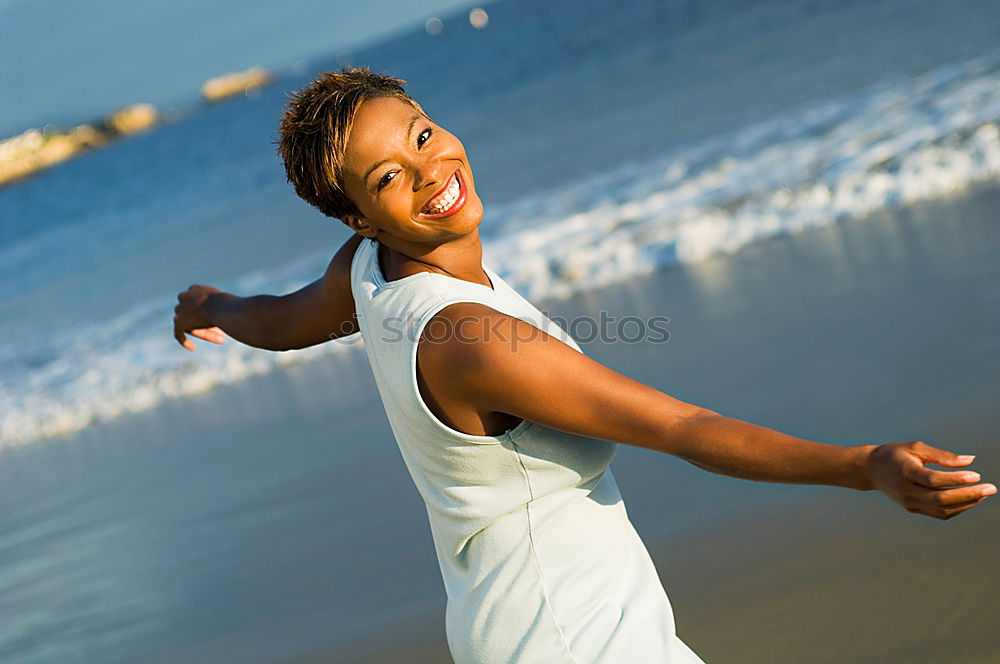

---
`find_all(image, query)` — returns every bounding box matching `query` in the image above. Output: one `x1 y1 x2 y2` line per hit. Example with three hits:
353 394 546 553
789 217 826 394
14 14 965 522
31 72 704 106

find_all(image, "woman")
173 68 993 663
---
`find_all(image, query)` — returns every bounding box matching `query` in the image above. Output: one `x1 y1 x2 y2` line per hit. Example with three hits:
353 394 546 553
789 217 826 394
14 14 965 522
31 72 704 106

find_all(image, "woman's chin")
439 194 484 235
459 198 486 233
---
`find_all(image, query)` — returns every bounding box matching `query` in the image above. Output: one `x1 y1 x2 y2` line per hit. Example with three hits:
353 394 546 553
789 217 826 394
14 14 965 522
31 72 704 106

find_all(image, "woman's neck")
377 230 492 288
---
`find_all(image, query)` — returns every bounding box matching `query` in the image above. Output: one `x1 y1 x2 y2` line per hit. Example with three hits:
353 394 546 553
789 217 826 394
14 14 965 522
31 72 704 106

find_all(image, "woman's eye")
417 128 432 147
377 171 396 190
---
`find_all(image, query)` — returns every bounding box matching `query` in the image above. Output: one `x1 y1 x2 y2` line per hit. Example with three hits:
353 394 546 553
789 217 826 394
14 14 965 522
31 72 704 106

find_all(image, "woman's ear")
343 214 377 238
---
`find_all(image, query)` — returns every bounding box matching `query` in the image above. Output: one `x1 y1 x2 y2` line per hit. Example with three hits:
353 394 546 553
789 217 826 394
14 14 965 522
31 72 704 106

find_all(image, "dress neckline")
371 239 496 292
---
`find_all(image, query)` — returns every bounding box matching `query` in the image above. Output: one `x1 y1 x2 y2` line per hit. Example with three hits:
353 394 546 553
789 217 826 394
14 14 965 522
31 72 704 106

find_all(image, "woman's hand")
174 284 227 351
864 441 995 519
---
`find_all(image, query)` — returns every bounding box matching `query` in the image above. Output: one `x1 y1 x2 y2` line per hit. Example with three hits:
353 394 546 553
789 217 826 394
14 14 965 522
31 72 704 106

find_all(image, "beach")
2 185 996 663
2 0 999 661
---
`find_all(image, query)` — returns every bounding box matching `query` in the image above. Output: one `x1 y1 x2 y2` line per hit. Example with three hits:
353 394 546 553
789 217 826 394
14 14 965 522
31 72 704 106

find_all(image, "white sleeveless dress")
350 238 705 664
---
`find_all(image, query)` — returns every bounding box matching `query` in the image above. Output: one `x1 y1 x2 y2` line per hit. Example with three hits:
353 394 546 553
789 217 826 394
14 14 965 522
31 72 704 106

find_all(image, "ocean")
2 0 999 450
1 0 999 661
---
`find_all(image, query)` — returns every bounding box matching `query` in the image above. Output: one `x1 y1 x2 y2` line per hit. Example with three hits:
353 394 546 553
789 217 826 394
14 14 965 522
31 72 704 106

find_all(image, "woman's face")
341 96 484 246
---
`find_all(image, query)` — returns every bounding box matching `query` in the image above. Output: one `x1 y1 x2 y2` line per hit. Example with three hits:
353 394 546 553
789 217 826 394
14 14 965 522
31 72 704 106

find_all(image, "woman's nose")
414 158 445 192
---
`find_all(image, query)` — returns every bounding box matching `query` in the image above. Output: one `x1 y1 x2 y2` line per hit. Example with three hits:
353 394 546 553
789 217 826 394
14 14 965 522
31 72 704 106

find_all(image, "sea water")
1 0 999 660
1 0 998 449
0 0 1000 446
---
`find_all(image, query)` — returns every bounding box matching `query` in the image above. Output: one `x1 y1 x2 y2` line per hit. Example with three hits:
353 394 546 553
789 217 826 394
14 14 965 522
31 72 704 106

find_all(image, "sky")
0 0 481 136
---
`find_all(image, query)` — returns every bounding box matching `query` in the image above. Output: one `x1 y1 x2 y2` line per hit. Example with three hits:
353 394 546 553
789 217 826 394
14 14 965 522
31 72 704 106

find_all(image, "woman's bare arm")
173 234 362 351
417 303 994 520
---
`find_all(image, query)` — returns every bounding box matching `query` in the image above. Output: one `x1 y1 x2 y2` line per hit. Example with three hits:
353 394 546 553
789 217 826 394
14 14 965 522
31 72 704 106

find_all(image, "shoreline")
0 68 272 189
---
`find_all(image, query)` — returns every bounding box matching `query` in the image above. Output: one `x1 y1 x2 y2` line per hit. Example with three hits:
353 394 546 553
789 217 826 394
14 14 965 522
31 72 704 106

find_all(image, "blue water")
0 0 480 138
0 0 999 660
2 0 999 450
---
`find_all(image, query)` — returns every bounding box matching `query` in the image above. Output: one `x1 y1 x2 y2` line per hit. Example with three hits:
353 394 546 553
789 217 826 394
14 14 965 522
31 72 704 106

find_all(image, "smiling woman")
171 67 994 664
341 96 486 261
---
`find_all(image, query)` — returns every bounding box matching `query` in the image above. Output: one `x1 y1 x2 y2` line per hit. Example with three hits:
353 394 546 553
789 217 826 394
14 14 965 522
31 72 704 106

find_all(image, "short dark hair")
277 67 426 221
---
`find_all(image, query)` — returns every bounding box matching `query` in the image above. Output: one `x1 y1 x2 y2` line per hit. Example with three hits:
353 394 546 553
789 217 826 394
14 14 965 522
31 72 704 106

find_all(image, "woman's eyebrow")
363 114 422 187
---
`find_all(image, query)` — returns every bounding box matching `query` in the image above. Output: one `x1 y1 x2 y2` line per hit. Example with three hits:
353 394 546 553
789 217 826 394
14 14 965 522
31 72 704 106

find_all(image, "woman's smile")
419 169 467 218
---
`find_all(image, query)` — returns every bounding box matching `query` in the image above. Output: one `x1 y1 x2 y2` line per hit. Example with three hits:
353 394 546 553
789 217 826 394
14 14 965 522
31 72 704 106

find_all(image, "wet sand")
650 186 1000 663
2 187 996 664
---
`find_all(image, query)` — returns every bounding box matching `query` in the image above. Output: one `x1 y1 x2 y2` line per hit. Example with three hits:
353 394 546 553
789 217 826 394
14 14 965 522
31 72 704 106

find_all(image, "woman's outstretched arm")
417 303 994 520
172 234 362 351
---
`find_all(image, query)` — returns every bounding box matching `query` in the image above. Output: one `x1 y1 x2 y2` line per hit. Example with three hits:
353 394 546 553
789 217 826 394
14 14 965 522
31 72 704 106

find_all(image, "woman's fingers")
173 319 194 350
872 441 991 519
919 482 996 508
942 496 989 519
905 464 982 489
176 332 194 351
173 318 222 350
905 488 994 520
173 286 223 350
190 327 226 344
908 441 975 467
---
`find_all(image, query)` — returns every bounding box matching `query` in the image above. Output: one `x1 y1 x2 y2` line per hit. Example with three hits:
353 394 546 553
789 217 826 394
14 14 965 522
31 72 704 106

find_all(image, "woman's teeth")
424 175 460 214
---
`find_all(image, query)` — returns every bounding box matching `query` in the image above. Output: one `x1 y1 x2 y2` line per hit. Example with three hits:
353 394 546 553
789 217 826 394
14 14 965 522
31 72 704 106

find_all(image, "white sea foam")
2 56 999 450
482 56 1000 300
